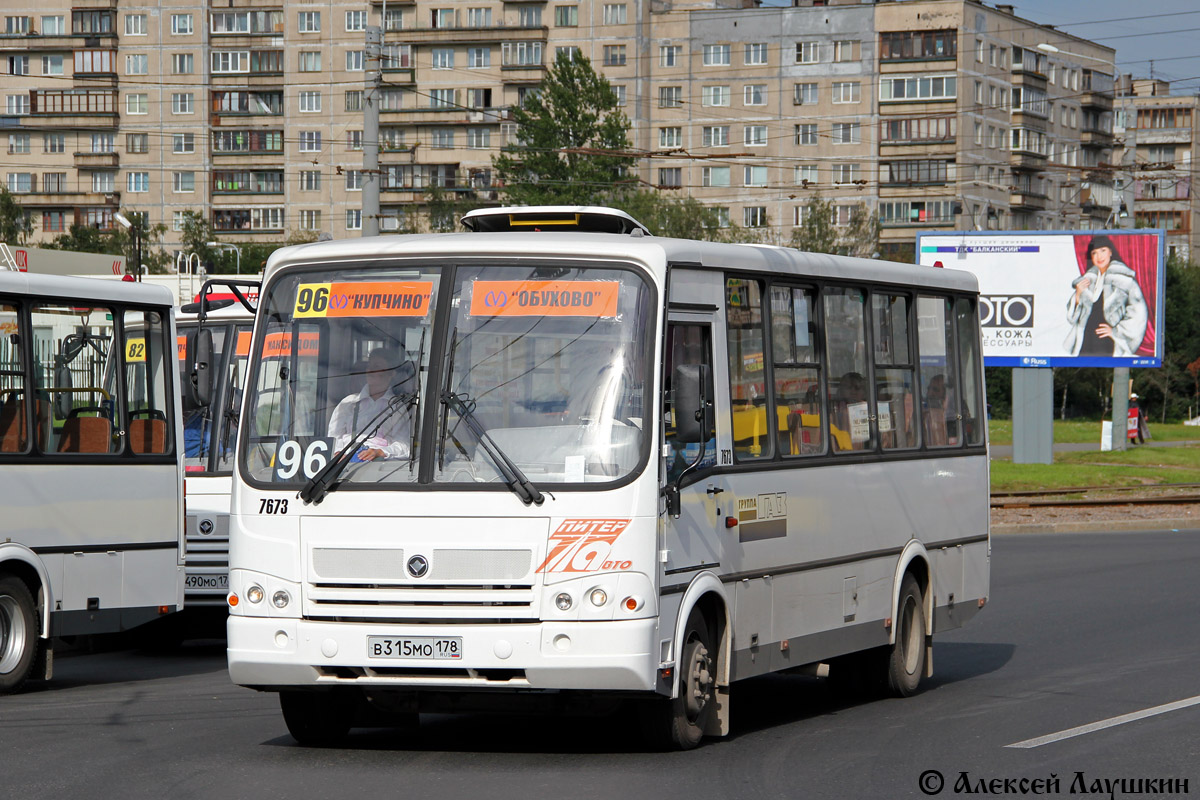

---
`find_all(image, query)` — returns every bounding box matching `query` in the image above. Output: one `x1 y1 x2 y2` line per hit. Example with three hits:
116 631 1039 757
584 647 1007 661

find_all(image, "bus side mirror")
192 329 214 408
673 364 708 444
54 363 73 420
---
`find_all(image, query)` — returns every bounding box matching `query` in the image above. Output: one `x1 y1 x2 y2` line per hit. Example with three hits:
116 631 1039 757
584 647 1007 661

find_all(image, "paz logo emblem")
407 554 429 578
198 519 214 535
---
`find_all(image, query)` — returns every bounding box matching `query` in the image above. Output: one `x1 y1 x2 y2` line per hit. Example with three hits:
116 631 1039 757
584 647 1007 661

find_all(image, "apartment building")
1113 78 1200 261
0 0 1115 258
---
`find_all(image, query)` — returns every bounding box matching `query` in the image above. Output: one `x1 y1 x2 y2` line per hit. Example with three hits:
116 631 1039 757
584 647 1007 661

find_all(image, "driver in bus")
328 347 413 462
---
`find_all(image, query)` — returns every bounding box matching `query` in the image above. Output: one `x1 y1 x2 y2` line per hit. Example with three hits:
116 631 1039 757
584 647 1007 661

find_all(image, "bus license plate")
367 636 463 660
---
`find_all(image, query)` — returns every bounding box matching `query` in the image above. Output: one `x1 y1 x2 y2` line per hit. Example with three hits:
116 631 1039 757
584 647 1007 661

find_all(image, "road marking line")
1006 695 1200 749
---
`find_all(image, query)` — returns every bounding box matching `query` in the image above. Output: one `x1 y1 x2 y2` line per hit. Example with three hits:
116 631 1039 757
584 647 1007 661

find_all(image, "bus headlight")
272 590 291 609
589 588 608 607
246 585 265 604
555 592 573 611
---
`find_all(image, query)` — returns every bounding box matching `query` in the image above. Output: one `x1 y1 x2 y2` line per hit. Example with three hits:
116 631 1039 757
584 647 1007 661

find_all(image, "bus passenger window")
770 286 823 456
873 293 917 450
31 303 116 455
824 287 872 452
956 297 985 446
0 303 28 453
726 278 772 460
917 296 960 447
121 310 172 455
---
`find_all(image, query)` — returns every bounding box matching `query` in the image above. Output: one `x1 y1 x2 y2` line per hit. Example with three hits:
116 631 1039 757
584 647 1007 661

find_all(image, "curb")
993 518 1200 535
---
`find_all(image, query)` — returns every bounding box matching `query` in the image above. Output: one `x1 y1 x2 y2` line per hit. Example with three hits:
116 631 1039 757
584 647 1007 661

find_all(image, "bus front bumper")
227 615 661 693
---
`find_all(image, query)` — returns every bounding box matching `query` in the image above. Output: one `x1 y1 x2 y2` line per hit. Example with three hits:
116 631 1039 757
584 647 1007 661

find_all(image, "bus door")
661 315 725 583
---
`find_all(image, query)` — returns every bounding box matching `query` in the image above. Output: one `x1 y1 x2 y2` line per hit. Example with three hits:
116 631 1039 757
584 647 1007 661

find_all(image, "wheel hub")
0 595 25 674
684 640 712 720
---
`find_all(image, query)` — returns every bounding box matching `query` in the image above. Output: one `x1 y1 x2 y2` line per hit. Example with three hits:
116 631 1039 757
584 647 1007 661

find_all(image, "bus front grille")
304 583 538 622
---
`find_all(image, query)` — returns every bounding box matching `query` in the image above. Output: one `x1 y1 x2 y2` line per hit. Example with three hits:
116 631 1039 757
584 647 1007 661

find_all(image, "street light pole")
113 211 141 281
206 241 241 275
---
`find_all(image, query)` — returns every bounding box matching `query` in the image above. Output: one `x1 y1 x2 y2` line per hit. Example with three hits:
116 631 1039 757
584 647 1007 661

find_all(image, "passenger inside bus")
327 347 414 462
923 374 949 446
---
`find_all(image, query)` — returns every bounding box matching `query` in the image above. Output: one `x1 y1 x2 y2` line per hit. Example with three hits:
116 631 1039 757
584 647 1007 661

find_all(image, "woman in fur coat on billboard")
1063 235 1148 357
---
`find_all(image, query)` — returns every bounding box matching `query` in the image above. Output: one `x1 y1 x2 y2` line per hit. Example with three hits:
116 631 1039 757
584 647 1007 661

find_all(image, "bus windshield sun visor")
297 365 417 505
440 389 544 507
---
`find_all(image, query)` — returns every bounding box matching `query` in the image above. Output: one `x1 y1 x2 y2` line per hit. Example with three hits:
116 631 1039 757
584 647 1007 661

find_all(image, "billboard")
917 230 1165 368
8 246 126 276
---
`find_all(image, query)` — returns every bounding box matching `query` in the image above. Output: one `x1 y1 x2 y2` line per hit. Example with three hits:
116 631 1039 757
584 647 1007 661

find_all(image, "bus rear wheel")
885 574 926 697
0 575 38 694
279 690 355 746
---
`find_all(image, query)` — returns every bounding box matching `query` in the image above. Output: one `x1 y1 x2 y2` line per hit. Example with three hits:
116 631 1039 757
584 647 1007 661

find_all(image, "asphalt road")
2 530 1198 800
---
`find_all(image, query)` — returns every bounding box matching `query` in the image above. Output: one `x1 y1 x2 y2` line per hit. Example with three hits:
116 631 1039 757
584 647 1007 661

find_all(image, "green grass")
987 419 1200 446
990 441 1200 492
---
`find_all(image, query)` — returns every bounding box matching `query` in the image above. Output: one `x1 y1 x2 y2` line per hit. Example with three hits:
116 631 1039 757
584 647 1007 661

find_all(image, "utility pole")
363 25 381 237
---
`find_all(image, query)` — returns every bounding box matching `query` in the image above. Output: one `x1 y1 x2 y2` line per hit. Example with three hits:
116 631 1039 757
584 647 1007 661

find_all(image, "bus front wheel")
279 690 355 746
885 573 926 697
0 575 38 694
668 608 716 749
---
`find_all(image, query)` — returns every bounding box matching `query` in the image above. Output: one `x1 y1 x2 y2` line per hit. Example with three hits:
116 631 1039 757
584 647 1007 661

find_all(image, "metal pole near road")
1111 367 1130 452
363 25 381 238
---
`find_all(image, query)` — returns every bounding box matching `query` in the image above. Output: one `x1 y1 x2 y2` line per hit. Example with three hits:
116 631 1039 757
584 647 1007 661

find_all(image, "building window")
467 128 490 149
127 172 149 193
796 42 819 64
432 128 454 149
42 15 65 36
744 85 766 106
298 11 320 33
832 163 860 184
7 134 30 155
882 159 949 185
346 11 367 31
832 122 860 144
300 171 321 191
92 172 115 193
604 45 627 67
126 93 148 115
794 83 818 105
300 210 322 231
660 45 682 67
878 200 955 225
701 86 729 107
7 56 29 77
554 5 577 26
795 124 817 145
468 47 490 68
173 133 194 153
502 41 543 66
211 51 250 73
467 8 492 27
743 165 768 186
794 165 818 186
347 130 363 150
603 4 627 24
384 8 403 31
43 134 65 154
125 54 148 75
126 134 148 153
173 172 195 193
659 86 682 108
743 207 767 228
702 167 730 187
346 210 362 230
125 14 147 35
299 131 322 152
517 6 542 27
172 53 194 75
4 16 30 35
299 91 321 112
745 43 768 65
832 82 860 103
880 30 955 61
41 55 63 76
660 127 682 148
612 85 626 106
344 169 362 191
43 211 68 232
430 89 456 108
555 46 580 61
744 126 767 146
171 14 193 35
299 52 321 72
433 48 455 69
6 173 33 193
172 93 193 114
346 50 365 71
703 44 730 66
702 125 729 147
92 133 115 153
467 88 492 109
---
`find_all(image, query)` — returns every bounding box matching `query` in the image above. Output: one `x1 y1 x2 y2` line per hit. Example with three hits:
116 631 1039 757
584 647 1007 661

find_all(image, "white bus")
0 271 183 693
226 208 989 748
177 284 258 614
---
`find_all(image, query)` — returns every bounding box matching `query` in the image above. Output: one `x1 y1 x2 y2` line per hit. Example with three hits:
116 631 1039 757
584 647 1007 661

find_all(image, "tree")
424 184 482 232
612 190 735 241
788 193 879 257
0 187 33 246
42 214 171 275
493 51 635 205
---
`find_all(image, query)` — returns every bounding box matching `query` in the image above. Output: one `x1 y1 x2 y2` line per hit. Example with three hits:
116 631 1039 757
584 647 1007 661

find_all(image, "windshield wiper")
298 385 415 505
441 389 544 506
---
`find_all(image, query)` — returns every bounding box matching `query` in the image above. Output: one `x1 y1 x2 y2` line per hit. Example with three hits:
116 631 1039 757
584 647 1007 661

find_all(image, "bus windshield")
240 261 653 491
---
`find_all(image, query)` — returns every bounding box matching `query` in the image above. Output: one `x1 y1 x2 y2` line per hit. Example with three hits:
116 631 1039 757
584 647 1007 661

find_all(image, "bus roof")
262 233 979 294
0 270 175 307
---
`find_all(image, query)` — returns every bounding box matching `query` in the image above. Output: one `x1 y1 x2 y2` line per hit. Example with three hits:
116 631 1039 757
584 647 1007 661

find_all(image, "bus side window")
664 322 713 483
121 309 173 455
726 277 772 460
770 285 823 456
0 303 28 453
917 295 959 448
824 287 872 452
32 302 115 455
873 292 918 450
956 297 985 446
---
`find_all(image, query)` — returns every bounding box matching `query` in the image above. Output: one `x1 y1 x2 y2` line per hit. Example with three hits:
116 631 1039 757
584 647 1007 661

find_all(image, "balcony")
12 190 117 207
1136 128 1193 146
1080 128 1114 147
1080 91 1113 111
1009 189 1047 210
1010 151 1047 170
396 25 545 45
73 151 118 168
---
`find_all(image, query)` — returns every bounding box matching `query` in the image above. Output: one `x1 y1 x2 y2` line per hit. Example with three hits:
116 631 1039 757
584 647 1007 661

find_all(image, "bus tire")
280 690 354 746
886 573 926 697
668 608 716 749
0 575 39 694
